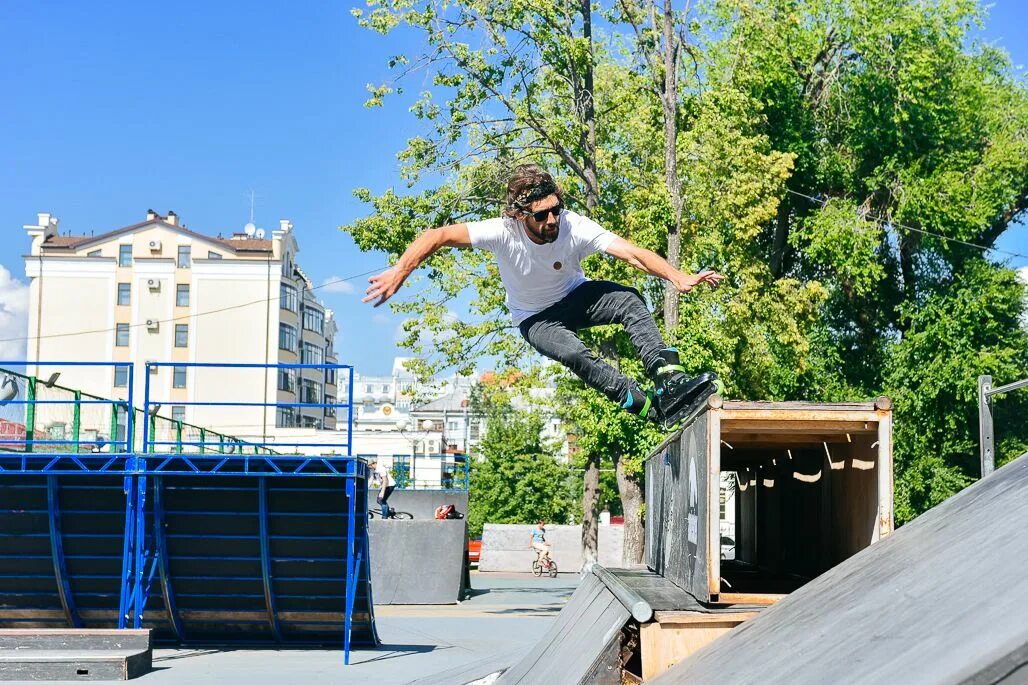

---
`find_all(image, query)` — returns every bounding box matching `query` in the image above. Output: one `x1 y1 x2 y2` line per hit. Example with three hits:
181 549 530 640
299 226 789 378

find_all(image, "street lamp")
394 417 437 489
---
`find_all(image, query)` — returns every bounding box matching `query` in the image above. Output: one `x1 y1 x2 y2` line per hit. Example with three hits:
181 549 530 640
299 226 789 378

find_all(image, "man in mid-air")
363 164 724 427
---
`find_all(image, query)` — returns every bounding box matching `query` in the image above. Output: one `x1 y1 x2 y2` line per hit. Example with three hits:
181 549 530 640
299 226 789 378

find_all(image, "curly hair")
503 164 564 218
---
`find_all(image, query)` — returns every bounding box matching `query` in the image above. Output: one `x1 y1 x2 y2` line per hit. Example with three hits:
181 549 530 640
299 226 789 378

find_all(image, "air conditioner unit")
147 279 160 291
146 319 159 331
148 240 162 251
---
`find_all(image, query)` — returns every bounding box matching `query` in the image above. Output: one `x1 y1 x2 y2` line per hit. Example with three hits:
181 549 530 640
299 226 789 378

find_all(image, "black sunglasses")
526 204 563 222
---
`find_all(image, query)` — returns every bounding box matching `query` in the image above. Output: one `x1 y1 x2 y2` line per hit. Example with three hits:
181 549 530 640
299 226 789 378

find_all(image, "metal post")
175 420 183 455
72 390 81 453
26 377 36 453
109 402 119 454
199 427 205 455
978 375 994 478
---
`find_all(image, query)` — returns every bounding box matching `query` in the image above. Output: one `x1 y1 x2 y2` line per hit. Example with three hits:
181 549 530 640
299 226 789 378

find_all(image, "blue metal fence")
0 360 376 664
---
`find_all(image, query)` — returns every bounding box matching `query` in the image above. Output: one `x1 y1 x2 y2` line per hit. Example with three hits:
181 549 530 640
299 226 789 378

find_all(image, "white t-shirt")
466 210 617 325
374 462 391 488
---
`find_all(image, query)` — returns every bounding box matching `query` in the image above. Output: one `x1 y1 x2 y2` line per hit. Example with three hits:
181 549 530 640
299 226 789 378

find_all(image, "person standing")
369 460 395 519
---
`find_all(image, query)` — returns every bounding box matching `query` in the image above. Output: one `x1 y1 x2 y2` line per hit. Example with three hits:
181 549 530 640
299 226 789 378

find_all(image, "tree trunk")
579 0 601 568
770 198 791 277
615 454 645 565
660 0 683 332
581 452 600 567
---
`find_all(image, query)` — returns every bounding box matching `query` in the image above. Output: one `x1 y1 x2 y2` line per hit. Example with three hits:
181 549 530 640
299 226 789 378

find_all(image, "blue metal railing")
0 360 375 664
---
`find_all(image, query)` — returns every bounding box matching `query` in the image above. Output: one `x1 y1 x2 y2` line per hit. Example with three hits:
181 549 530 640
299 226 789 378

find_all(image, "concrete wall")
369 519 469 604
478 524 625 573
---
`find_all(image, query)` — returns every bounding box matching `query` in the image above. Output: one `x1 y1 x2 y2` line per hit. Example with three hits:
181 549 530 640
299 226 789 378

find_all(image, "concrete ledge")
478 524 624 573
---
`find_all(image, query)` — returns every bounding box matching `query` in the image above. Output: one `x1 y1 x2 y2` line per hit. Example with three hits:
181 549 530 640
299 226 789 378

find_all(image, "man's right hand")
363 267 409 307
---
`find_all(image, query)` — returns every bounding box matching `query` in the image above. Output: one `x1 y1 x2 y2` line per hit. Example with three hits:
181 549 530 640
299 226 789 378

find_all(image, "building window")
177 245 191 268
116 323 129 347
324 397 337 418
208 251 222 259
114 366 129 387
173 366 187 388
447 420 459 432
280 283 298 313
365 384 373 393
176 284 189 307
300 415 323 429
302 342 324 365
276 407 296 428
301 378 322 404
117 283 131 306
175 324 188 347
325 367 337 386
303 307 324 335
119 245 132 266
278 368 297 393
278 323 297 352
171 406 186 423
88 249 102 258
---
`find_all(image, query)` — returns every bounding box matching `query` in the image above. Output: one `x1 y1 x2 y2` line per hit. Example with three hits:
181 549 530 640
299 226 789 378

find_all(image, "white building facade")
21 210 342 451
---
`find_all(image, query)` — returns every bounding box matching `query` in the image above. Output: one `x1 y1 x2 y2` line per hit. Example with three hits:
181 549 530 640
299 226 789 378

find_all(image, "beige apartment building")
22 210 341 449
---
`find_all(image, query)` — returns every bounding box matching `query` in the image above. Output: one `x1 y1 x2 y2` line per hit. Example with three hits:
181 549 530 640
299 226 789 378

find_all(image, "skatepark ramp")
369 520 470 604
0 360 378 664
650 451 1028 684
476 396 899 683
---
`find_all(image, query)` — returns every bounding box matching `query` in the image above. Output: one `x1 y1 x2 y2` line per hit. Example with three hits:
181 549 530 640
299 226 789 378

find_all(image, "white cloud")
319 276 356 295
372 313 391 325
0 266 29 360
394 311 459 345
1018 266 1027 285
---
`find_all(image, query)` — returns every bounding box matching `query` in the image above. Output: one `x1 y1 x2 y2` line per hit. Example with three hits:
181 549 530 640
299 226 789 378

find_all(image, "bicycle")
368 509 413 520
531 551 559 578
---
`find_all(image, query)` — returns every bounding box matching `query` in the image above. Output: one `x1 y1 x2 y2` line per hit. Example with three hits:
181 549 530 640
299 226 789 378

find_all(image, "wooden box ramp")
479 565 763 685
649 452 1028 685
647 397 894 604
0 475 378 647
0 629 151 681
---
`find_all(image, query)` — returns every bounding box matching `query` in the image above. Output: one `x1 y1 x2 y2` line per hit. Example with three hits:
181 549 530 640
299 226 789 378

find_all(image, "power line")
1 266 386 344
784 188 1028 261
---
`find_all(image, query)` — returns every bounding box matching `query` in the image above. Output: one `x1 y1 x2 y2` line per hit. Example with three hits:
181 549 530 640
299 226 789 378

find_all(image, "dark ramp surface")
651 452 1028 685
369 520 469 604
496 573 629 684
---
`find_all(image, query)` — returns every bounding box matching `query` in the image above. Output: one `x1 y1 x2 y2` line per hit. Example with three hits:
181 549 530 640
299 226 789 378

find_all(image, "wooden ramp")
650 452 1028 684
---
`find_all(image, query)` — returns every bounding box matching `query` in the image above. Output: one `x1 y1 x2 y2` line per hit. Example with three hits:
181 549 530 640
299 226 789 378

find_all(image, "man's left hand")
674 270 725 294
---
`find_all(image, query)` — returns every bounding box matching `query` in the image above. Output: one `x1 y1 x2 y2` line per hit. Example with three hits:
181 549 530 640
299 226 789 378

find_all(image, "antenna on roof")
244 189 257 236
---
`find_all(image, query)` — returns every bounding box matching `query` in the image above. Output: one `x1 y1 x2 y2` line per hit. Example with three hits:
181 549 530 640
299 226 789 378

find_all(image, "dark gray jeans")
518 281 667 404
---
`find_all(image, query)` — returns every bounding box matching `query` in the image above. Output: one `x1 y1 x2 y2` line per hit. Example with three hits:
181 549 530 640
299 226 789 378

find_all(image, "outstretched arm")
363 224 472 307
605 237 725 293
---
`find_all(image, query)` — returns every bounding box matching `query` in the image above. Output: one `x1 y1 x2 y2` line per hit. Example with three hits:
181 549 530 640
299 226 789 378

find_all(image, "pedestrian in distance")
363 164 725 429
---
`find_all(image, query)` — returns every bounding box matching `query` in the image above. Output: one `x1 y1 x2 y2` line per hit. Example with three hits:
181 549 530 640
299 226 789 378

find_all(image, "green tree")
466 381 578 537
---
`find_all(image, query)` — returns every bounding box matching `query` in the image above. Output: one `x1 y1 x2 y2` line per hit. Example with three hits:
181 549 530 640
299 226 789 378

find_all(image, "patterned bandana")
511 180 558 210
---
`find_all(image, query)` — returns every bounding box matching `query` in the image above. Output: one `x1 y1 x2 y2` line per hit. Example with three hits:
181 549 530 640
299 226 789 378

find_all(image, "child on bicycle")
529 521 552 565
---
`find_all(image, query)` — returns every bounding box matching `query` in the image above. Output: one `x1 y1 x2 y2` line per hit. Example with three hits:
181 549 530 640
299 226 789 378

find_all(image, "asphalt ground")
5 572 580 685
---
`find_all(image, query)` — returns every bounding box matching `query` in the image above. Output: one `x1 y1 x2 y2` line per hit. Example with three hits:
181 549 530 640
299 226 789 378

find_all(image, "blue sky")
0 1 1025 375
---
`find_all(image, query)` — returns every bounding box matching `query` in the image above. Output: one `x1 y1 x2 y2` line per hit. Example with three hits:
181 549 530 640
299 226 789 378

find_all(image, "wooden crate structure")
645 397 893 604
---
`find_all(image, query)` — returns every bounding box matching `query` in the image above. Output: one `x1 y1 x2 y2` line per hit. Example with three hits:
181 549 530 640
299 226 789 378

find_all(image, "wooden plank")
720 419 878 434
707 411 721 599
640 620 744 680
722 401 876 411
714 593 786 606
653 611 759 624
877 412 895 540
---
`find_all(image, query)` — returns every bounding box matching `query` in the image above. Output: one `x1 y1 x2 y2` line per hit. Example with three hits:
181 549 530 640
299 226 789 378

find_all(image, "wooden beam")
653 611 759 624
715 593 787 606
721 419 878 433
